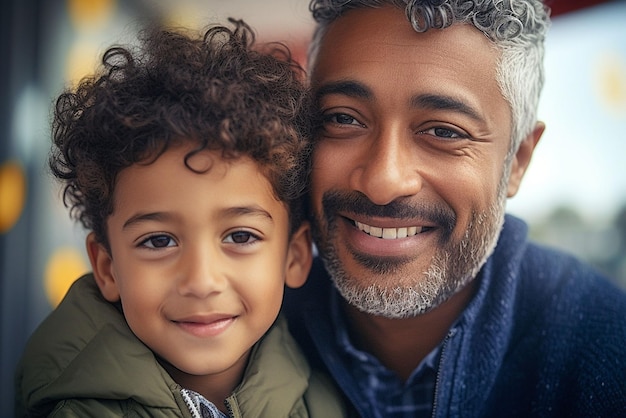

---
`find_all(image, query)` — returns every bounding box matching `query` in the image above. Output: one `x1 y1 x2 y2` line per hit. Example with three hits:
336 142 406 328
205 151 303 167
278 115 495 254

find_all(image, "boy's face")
87 144 311 392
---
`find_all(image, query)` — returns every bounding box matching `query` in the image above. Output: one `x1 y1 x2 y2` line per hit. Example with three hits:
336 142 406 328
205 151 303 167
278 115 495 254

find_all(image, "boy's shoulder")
15 275 180 416
18 275 126 369
18 275 128 366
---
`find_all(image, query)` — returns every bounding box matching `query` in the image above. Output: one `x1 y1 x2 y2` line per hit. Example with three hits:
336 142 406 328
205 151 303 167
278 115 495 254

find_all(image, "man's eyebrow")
411 94 483 122
315 80 372 101
315 83 484 122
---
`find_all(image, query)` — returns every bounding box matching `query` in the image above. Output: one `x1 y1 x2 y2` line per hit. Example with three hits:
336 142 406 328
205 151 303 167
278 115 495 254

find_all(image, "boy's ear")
507 121 545 197
86 232 120 302
284 222 313 289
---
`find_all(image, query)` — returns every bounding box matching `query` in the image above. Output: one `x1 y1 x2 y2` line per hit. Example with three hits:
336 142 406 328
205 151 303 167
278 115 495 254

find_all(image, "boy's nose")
177 247 226 298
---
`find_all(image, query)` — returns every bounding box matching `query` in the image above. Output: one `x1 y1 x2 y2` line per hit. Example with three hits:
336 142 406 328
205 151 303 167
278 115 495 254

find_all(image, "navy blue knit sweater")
284 214 626 417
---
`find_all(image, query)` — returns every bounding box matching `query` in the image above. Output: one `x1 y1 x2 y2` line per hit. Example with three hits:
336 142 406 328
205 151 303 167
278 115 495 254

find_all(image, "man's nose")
349 125 423 205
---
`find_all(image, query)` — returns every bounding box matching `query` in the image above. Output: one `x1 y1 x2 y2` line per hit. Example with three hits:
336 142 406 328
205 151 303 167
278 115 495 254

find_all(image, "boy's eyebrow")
123 212 169 229
221 205 274 222
122 205 274 230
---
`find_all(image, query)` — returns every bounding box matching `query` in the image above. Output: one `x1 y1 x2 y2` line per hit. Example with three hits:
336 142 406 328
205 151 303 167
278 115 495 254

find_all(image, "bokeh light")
595 52 626 116
0 161 26 233
44 246 89 307
65 39 101 86
68 0 116 31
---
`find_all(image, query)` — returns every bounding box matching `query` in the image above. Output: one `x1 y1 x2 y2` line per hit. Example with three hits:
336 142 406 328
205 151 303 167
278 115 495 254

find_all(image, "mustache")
319 190 456 234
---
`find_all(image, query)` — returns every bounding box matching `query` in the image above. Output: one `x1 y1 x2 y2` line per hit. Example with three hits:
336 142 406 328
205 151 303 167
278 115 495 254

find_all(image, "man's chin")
334 279 448 318
348 251 414 276
321 257 441 318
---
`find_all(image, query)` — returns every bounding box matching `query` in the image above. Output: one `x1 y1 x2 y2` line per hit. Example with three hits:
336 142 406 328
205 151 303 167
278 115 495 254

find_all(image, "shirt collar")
329 289 444 384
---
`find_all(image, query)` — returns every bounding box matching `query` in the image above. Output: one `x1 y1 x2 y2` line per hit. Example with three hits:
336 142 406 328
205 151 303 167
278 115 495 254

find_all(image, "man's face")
309 5 516 318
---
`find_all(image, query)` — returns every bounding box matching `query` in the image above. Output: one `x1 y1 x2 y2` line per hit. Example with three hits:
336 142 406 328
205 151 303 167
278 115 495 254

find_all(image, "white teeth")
355 221 423 239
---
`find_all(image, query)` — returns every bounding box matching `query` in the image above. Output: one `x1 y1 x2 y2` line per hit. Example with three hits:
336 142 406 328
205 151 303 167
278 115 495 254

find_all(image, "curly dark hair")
50 19 312 249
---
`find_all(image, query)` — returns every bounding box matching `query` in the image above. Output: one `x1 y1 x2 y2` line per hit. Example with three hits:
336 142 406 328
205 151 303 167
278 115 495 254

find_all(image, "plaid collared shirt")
331 292 440 418
180 389 228 418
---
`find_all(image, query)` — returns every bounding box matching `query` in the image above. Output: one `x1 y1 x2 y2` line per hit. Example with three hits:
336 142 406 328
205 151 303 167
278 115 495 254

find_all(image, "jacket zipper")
181 389 202 418
224 395 238 418
431 329 457 418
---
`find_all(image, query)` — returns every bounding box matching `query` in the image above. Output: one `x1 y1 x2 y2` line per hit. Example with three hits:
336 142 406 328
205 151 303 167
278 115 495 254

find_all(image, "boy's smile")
172 314 237 338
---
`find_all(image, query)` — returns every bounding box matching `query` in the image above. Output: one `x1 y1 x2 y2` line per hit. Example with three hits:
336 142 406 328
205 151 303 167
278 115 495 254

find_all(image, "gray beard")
311 183 508 319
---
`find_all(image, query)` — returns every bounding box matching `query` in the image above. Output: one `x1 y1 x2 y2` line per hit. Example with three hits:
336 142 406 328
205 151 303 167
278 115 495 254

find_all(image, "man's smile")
354 220 432 239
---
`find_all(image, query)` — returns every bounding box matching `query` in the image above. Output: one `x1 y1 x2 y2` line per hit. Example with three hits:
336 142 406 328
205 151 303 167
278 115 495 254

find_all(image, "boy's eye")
140 235 175 249
223 231 259 245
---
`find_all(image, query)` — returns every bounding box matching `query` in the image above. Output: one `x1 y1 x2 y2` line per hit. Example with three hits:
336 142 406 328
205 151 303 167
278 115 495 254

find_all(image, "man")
284 1 626 417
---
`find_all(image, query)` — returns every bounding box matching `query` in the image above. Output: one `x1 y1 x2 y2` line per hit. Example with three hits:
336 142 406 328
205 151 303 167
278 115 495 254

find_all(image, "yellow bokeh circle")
596 52 626 116
45 247 89 307
65 40 100 87
0 161 27 233
67 0 116 31
161 5 205 31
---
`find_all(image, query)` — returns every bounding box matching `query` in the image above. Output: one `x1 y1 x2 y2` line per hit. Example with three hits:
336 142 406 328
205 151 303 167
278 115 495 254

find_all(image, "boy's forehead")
113 145 284 212
136 144 247 177
184 148 221 173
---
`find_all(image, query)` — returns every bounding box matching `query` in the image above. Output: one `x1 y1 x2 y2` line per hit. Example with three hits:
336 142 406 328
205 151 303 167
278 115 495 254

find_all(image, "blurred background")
1 0 624 414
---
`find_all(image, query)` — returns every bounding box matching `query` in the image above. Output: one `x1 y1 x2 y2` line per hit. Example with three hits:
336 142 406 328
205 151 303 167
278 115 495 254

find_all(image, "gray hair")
308 0 550 155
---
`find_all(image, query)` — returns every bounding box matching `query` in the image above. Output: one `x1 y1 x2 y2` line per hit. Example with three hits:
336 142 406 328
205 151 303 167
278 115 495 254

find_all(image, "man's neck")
343 280 478 382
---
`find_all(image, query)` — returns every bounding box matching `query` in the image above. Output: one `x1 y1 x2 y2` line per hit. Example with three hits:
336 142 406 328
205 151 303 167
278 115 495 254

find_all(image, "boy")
15 20 345 417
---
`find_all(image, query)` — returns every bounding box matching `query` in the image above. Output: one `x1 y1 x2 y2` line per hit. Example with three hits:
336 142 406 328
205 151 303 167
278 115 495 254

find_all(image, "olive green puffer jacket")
15 275 347 417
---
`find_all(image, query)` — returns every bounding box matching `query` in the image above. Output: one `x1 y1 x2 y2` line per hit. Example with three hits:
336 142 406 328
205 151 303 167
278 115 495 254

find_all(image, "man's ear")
86 232 120 302
507 122 545 198
284 222 313 289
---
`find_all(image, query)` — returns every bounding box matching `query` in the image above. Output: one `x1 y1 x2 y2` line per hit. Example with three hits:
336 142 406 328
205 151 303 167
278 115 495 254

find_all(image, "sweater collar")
431 214 530 416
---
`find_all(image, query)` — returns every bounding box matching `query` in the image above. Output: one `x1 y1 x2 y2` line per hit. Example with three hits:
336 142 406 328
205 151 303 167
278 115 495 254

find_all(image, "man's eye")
223 231 259 245
420 127 467 140
323 113 363 126
139 235 176 249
